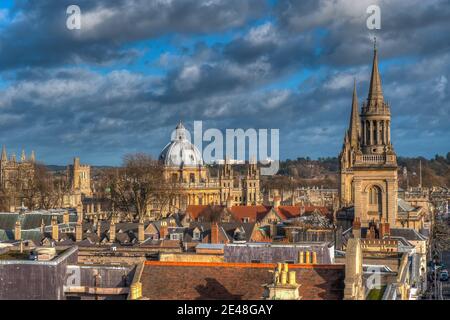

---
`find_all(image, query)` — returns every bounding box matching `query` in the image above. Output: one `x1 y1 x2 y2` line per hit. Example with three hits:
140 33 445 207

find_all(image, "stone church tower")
339 44 398 227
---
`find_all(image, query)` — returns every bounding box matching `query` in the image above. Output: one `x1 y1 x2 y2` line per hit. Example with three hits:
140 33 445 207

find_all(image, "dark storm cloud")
0 0 448 164
0 0 266 70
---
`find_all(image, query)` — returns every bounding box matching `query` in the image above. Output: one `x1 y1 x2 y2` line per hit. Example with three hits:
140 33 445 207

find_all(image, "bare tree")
104 153 180 221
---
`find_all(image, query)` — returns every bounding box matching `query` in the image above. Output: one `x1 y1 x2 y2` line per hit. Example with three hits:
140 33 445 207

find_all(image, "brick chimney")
51 217 59 241
352 217 361 239
138 222 145 242
109 221 116 243
159 221 168 240
77 203 83 223
14 220 21 241
63 211 70 224
211 223 220 244
97 222 102 240
76 222 83 242
379 222 390 239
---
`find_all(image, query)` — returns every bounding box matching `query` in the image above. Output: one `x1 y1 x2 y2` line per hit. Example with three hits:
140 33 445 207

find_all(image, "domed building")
159 122 204 168
153 122 262 216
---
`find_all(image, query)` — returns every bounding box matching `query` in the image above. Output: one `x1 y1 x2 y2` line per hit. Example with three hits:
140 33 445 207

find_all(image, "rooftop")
140 261 345 300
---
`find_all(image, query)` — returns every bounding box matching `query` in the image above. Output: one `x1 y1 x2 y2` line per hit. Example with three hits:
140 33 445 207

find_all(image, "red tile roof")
277 206 330 220
276 206 303 220
186 205 211 220
229 205 272 222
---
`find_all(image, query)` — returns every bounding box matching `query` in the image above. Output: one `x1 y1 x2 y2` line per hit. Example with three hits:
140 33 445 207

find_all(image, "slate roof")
342 226 428 244
188 222 256 243
397 198 417 212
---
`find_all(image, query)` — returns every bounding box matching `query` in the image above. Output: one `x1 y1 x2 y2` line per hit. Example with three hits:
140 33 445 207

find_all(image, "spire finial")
367 39 383 105
348 79 360 148
1 145 7 162
374 36 377 51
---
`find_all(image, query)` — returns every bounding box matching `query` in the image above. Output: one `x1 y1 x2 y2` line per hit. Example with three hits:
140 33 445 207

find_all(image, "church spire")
348 79 360 148
367 37 384 106
1 146 7 162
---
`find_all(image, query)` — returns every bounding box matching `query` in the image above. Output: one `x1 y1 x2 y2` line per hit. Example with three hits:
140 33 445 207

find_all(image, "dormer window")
193 230 201 241
242 217 250 223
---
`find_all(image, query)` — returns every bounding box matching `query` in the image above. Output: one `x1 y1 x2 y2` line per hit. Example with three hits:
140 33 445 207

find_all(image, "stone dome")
159 122 203 167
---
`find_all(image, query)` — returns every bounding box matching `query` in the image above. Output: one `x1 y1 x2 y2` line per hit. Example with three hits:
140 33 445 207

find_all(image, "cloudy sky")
0 0 448 165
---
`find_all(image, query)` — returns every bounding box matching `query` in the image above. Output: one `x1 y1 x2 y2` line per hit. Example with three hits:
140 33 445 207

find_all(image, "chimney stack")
159 221 168 240
352 217 361 239
138 221 145 242
379 222 390 239
76 222 83 242
63 211 70 224
14 220 21 241
51 217 59 241
77 203 83 223
110 220 116 243
97 222 102 240
40 219 45 235
211 222 220 244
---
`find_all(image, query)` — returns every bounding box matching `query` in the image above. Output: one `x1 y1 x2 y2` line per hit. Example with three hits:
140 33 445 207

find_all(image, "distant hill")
263 152 450 190
46 165 115 172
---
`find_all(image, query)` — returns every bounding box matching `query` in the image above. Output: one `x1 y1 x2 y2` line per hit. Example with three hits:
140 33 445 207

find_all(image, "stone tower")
339 43 398 227
244 159 261 205
219 158 234 205
68 157 92 196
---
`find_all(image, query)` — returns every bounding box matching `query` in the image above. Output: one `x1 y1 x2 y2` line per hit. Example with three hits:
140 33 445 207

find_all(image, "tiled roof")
276 206 302 220
276 206 330 220
397 198 417 212
229 206 272 222
186 205 211 220
140 261 345 300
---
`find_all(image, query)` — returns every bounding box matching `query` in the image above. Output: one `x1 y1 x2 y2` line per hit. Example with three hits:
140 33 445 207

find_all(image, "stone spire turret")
20 150 26 162
1 146 7 162
348 80 360 149
367 38 384 107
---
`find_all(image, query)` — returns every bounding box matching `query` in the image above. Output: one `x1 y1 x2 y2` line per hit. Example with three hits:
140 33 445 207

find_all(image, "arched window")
369 186 381 204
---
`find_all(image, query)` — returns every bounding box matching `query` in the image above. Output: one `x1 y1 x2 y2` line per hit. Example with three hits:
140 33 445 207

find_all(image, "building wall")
224 244 332 264
0 247 78 300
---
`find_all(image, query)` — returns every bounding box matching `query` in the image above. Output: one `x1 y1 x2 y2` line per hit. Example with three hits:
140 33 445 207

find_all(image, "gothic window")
369 186 382 214
372 122 377 145
189 173 195 183
366 121 370 145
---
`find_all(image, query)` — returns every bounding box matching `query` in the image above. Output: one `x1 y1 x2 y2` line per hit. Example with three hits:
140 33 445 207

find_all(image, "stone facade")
67 157 92 197
0 147 36 211
339 46 398 227
154 123 262 216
